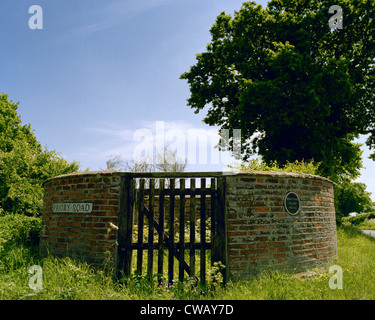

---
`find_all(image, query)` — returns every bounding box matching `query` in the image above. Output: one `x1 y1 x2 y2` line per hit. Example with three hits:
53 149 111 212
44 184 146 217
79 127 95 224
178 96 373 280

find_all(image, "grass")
218 226 375 300
1 215 375 300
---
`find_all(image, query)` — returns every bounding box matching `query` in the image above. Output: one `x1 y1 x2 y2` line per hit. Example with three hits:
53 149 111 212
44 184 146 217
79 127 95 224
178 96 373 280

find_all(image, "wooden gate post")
212 176 228 283
114 176 135 281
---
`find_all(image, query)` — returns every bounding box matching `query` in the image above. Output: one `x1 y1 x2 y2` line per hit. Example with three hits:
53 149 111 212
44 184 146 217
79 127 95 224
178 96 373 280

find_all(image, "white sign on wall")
52 203 93 213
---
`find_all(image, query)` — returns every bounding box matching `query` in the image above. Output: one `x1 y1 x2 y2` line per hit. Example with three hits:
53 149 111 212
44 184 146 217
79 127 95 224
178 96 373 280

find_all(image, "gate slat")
157 179 165 281
179 179 186 282
168 178 175 284
200 178 206 284
189 179 196 277
147 179 155 280
137 179 145 274
128 179 136 275
210 178 216 265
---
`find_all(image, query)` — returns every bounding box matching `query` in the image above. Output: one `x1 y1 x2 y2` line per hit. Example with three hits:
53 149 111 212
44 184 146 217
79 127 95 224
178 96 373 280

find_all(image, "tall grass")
218 227 375 300
1 215 375 300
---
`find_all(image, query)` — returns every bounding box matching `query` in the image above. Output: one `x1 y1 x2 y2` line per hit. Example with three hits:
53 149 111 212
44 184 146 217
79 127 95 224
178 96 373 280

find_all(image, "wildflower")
108 222 118 230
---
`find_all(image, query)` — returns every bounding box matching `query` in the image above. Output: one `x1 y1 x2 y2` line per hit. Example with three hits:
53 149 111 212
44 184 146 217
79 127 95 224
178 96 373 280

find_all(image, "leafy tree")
0 93 80 216
180 0 375 181
335 178 374 221
0 95 39 153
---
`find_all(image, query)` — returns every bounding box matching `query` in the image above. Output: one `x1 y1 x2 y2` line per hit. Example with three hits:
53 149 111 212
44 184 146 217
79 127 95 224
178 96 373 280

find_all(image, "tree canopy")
0 93 80 216
335 178 374 220
180 0 375 182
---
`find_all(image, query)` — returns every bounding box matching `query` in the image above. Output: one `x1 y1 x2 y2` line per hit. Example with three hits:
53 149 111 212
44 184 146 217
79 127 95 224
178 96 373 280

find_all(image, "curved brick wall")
225 171 337 280
40 170 337 278
40 171 122 266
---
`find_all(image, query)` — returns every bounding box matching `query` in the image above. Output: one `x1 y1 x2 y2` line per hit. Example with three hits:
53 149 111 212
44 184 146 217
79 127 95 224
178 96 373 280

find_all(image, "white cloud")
67 0 174 38
101 0 173 16
82 123 134 141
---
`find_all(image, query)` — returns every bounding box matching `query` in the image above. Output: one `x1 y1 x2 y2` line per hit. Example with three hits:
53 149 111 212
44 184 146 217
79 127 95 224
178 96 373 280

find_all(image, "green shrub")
0 214 41 274
335 180 374 222
341 212 375 226
0 214 41 252
358 219 375 230
231 158 320 175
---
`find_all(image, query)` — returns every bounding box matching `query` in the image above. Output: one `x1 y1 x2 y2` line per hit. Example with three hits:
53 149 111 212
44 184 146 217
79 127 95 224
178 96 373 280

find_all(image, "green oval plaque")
285 192 300 215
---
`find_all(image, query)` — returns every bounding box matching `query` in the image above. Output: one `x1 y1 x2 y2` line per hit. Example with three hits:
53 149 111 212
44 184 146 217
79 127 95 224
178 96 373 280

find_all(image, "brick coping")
43 170 121 185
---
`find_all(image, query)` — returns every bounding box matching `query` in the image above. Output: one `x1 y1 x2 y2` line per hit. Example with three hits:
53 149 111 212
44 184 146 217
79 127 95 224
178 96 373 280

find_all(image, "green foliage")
0 215 41 272
0 94 39 153
121 262 226 299
335 179 374 221
341 213 375 230
231 157 320 175
357 219 375 230
206 261 225 290
121 272 205 300
1 215 375 300
0 93 80 216
0 215 41 248
180 0 375 182
341 212 375 226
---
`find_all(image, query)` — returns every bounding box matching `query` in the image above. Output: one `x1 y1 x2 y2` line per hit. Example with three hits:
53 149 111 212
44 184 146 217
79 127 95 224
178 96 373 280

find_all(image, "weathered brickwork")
40 170 337 278
225 171 337 280
40 171 122 266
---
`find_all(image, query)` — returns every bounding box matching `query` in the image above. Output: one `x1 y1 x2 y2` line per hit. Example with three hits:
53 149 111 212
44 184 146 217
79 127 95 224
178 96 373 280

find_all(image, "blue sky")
1 0 375 201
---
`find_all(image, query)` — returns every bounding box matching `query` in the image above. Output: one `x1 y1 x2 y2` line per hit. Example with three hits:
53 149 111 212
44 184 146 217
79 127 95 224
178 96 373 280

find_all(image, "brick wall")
225 171 337 280
40 171 122 266
40 170 337 279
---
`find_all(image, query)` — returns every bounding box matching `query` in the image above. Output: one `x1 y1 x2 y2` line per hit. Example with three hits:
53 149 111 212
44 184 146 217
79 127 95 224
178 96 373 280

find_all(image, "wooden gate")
114 172 227 284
